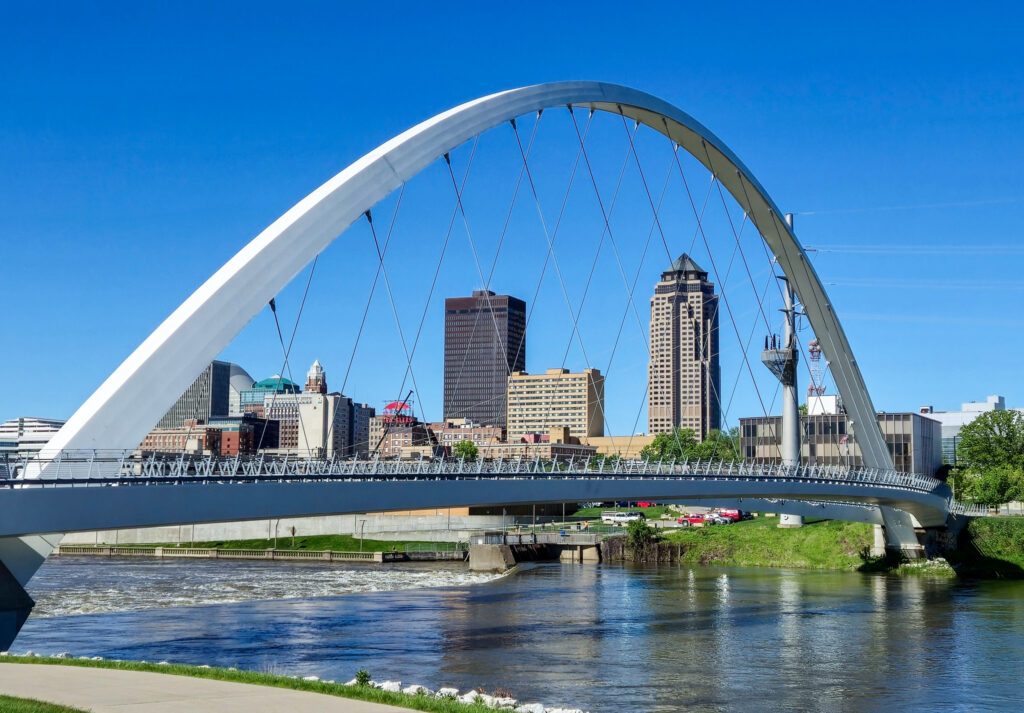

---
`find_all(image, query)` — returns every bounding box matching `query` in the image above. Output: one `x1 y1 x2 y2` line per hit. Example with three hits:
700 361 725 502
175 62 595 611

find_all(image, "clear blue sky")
2 2 1022 434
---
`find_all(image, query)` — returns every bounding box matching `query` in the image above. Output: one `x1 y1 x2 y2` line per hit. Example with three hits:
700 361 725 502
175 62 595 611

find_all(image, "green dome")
251 375 300 392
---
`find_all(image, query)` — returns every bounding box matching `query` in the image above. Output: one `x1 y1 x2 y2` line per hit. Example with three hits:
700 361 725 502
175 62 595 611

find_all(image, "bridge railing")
3 450 949 495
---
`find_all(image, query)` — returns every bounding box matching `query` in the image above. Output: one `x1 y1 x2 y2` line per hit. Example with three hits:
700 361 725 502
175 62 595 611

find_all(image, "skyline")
3 3 1023 430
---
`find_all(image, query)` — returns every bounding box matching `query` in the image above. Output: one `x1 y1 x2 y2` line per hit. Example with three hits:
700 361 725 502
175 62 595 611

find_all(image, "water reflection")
15 560 1024 712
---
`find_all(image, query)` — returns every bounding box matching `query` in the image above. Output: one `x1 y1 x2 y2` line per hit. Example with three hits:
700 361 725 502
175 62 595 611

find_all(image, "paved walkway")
0 664 413 712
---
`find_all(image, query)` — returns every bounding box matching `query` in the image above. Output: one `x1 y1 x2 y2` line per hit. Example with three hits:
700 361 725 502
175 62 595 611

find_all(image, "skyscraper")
444 290 526 428
647 254 721 438
157 361 253 428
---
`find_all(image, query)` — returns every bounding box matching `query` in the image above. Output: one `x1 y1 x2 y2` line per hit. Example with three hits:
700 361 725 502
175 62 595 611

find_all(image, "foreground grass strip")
0 658 502 712
0 695 86 713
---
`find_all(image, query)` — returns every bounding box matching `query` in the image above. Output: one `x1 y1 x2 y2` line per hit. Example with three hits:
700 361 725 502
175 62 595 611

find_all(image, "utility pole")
761 212 803 528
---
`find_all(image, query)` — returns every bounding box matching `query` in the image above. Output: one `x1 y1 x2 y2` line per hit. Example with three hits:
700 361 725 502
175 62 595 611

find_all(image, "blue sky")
2 2 1022 434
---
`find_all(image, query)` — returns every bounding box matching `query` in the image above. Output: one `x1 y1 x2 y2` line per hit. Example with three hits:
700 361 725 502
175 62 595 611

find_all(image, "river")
15 557 1024 712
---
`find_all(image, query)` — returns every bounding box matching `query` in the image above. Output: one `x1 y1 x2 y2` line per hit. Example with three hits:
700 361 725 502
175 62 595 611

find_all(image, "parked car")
681 514 709 525
675 517 693 527
601 511 646 524
716 508 750 522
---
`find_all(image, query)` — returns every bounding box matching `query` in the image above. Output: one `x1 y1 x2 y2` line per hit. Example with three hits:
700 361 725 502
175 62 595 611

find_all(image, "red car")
679 514 708 525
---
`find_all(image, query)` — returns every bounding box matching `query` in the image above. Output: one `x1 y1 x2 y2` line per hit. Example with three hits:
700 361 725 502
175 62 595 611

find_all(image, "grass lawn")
117 534 459 552
0 695 86 713
0 658 517 712
660 515 874 570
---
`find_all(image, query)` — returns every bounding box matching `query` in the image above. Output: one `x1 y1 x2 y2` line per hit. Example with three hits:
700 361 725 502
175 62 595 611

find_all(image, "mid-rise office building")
428 419 504 451
350 402 376 458
157 361 253 428
0 417 66 457
139 420 222 456
919 395 1022 465
739 411 942 476
648 254 720 439
506 368 605 443
262 361 350 457
443 290 526 429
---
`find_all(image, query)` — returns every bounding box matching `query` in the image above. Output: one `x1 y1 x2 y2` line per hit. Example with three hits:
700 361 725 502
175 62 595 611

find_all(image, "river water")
15 557 1024 712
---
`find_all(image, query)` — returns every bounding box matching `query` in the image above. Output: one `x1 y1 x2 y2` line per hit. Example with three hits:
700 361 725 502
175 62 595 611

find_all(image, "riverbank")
605 514 1024 578
606 515 874 569
0 657 582 713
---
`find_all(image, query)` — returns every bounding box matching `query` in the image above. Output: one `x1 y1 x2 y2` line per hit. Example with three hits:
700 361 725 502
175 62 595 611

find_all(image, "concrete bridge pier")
0 534 61 651
879 506 924 559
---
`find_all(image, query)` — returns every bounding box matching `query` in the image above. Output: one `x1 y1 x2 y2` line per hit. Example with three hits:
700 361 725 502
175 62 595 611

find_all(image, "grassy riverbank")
0 695 85 713
0 658 525 712
132 534 458 552
656 515 874 570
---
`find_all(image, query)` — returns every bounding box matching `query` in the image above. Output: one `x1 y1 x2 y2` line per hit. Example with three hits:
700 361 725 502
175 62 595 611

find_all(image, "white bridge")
0 80 978 649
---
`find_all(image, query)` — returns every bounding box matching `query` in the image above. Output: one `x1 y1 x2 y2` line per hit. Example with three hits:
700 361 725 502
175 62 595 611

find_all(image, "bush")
355 669 371 686
626 519 658 549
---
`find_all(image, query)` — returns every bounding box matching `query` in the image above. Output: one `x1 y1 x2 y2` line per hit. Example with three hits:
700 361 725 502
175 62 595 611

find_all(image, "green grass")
573 505 674 519
0 658 512 712
945 517 1024 578
0 695 85 713
660 515 874 570
122 534 458 552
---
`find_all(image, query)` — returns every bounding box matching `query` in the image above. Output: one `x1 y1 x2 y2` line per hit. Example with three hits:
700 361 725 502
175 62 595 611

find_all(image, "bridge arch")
42 81 891 470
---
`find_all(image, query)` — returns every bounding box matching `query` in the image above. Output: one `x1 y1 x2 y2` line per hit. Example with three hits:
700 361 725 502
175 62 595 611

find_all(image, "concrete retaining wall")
61 513 518 545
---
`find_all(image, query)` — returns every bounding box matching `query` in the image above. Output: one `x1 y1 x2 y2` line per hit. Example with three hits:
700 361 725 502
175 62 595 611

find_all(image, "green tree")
954 410 1024 504
639 427 739 462
452 440 478 460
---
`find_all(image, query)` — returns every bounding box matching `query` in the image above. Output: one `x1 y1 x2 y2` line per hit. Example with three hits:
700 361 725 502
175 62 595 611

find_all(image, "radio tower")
807 340 826 397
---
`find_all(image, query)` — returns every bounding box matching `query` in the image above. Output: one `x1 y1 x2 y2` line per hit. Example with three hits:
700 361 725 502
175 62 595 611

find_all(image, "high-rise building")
261 361 349 457
157 361 253 428
647 254 720 439
443 290 526 429
506 368 605 443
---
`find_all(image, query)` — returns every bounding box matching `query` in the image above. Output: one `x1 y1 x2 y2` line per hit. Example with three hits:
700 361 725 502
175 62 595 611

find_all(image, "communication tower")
807 339 826 397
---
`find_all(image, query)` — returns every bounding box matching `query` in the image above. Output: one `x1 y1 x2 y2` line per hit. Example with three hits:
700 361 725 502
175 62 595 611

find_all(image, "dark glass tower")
443 290 526 429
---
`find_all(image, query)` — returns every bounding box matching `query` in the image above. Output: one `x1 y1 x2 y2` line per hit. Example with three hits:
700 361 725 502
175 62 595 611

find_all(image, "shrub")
355 669 371 686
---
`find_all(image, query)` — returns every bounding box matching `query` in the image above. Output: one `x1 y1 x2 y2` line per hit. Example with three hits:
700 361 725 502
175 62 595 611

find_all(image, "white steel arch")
42 81 892 470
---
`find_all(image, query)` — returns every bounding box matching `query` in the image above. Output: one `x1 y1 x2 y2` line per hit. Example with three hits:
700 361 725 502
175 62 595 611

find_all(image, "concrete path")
0 663 413 712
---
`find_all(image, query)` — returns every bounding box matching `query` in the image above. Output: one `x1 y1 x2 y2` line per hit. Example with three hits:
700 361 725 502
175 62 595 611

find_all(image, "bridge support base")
0 534 62 651
879 507 924 559
778 513 804 528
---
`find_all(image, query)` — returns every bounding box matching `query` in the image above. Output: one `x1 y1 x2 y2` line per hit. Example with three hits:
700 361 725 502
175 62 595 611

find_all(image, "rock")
325 680 334 684
368 680 381 688
477 693 495 707
302 675 320 682
52 652 71 659
157 661 170 666
77 656 90 660
380 680 402 692
344 678 359 686
198 665 211 669
515 705 545 713
403 684 433 695
459 691 481 704
23 651 34 657
436 687 459 698
90 656 103 661
493 697 518 708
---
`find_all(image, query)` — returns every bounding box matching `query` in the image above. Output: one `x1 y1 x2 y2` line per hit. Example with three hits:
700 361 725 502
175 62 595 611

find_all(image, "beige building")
648 254 721 439
581 435 656 459
428 419 504 449
506 368 605 443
